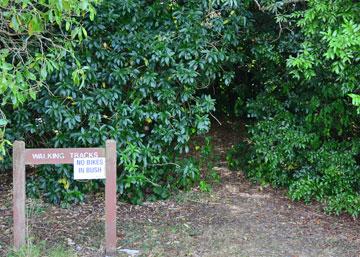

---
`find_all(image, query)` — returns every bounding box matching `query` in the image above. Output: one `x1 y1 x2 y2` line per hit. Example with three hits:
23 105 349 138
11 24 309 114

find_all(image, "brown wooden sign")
25 148 105 165
13 140 117 256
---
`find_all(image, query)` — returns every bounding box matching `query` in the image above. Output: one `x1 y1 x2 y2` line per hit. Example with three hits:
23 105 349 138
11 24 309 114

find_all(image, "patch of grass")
46 245 77 257
26 198 48 217
8 239 76 257
172 190 218 205
8 240 43 257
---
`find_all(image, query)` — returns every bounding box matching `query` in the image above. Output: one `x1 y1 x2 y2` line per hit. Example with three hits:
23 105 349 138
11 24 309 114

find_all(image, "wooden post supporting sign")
13 141 26 249
105 140 117 255
12 140 117 256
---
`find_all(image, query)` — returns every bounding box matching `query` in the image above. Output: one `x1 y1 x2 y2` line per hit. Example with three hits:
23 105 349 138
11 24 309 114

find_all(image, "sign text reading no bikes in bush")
13 140 117 256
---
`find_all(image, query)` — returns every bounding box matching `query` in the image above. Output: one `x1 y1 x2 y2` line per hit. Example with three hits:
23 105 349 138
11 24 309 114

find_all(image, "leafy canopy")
0 0 98 154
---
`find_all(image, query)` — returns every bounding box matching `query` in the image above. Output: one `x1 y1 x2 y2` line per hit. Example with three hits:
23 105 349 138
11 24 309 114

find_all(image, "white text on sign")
74 158 106 180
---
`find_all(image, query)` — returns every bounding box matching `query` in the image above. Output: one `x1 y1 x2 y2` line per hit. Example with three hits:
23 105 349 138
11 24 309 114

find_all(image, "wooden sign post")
12 140 117 256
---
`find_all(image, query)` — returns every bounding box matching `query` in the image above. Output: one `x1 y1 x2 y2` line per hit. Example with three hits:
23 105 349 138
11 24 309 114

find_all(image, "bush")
247 112 314 187
224 0 360 217
289 142 360 216
229 110 360 216
2 0 248 205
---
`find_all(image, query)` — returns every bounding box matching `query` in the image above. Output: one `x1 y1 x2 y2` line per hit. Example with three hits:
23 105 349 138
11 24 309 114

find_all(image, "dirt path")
1 121 360 256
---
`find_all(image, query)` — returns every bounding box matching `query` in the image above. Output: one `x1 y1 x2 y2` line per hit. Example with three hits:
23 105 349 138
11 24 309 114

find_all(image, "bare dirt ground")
1 121 360 257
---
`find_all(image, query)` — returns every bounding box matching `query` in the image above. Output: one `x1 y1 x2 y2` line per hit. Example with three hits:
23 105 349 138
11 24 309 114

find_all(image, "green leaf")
82 27 88 37
0 0 9 8
27 72 36 81
66 21 71 31
40 66 47 80
28 16 43 35
10 15 20 31
29 90 36 100
0 119 7 127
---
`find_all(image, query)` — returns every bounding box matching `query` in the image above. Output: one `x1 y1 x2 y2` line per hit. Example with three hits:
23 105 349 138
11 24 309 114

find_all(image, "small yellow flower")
58 178 70 190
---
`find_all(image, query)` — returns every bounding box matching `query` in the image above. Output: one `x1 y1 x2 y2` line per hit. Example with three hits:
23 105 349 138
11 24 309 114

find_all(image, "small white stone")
118 248 140 256
66 238 75 246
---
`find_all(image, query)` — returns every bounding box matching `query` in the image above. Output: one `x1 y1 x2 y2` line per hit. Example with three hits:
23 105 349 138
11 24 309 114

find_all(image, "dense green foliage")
2 0 359 216
227 0 360 216
3 0 248 205
0 0 98 155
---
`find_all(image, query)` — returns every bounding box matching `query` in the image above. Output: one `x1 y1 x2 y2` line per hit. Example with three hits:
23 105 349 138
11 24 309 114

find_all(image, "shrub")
229 111 360 216
225 0 360 217
3 0 248 205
